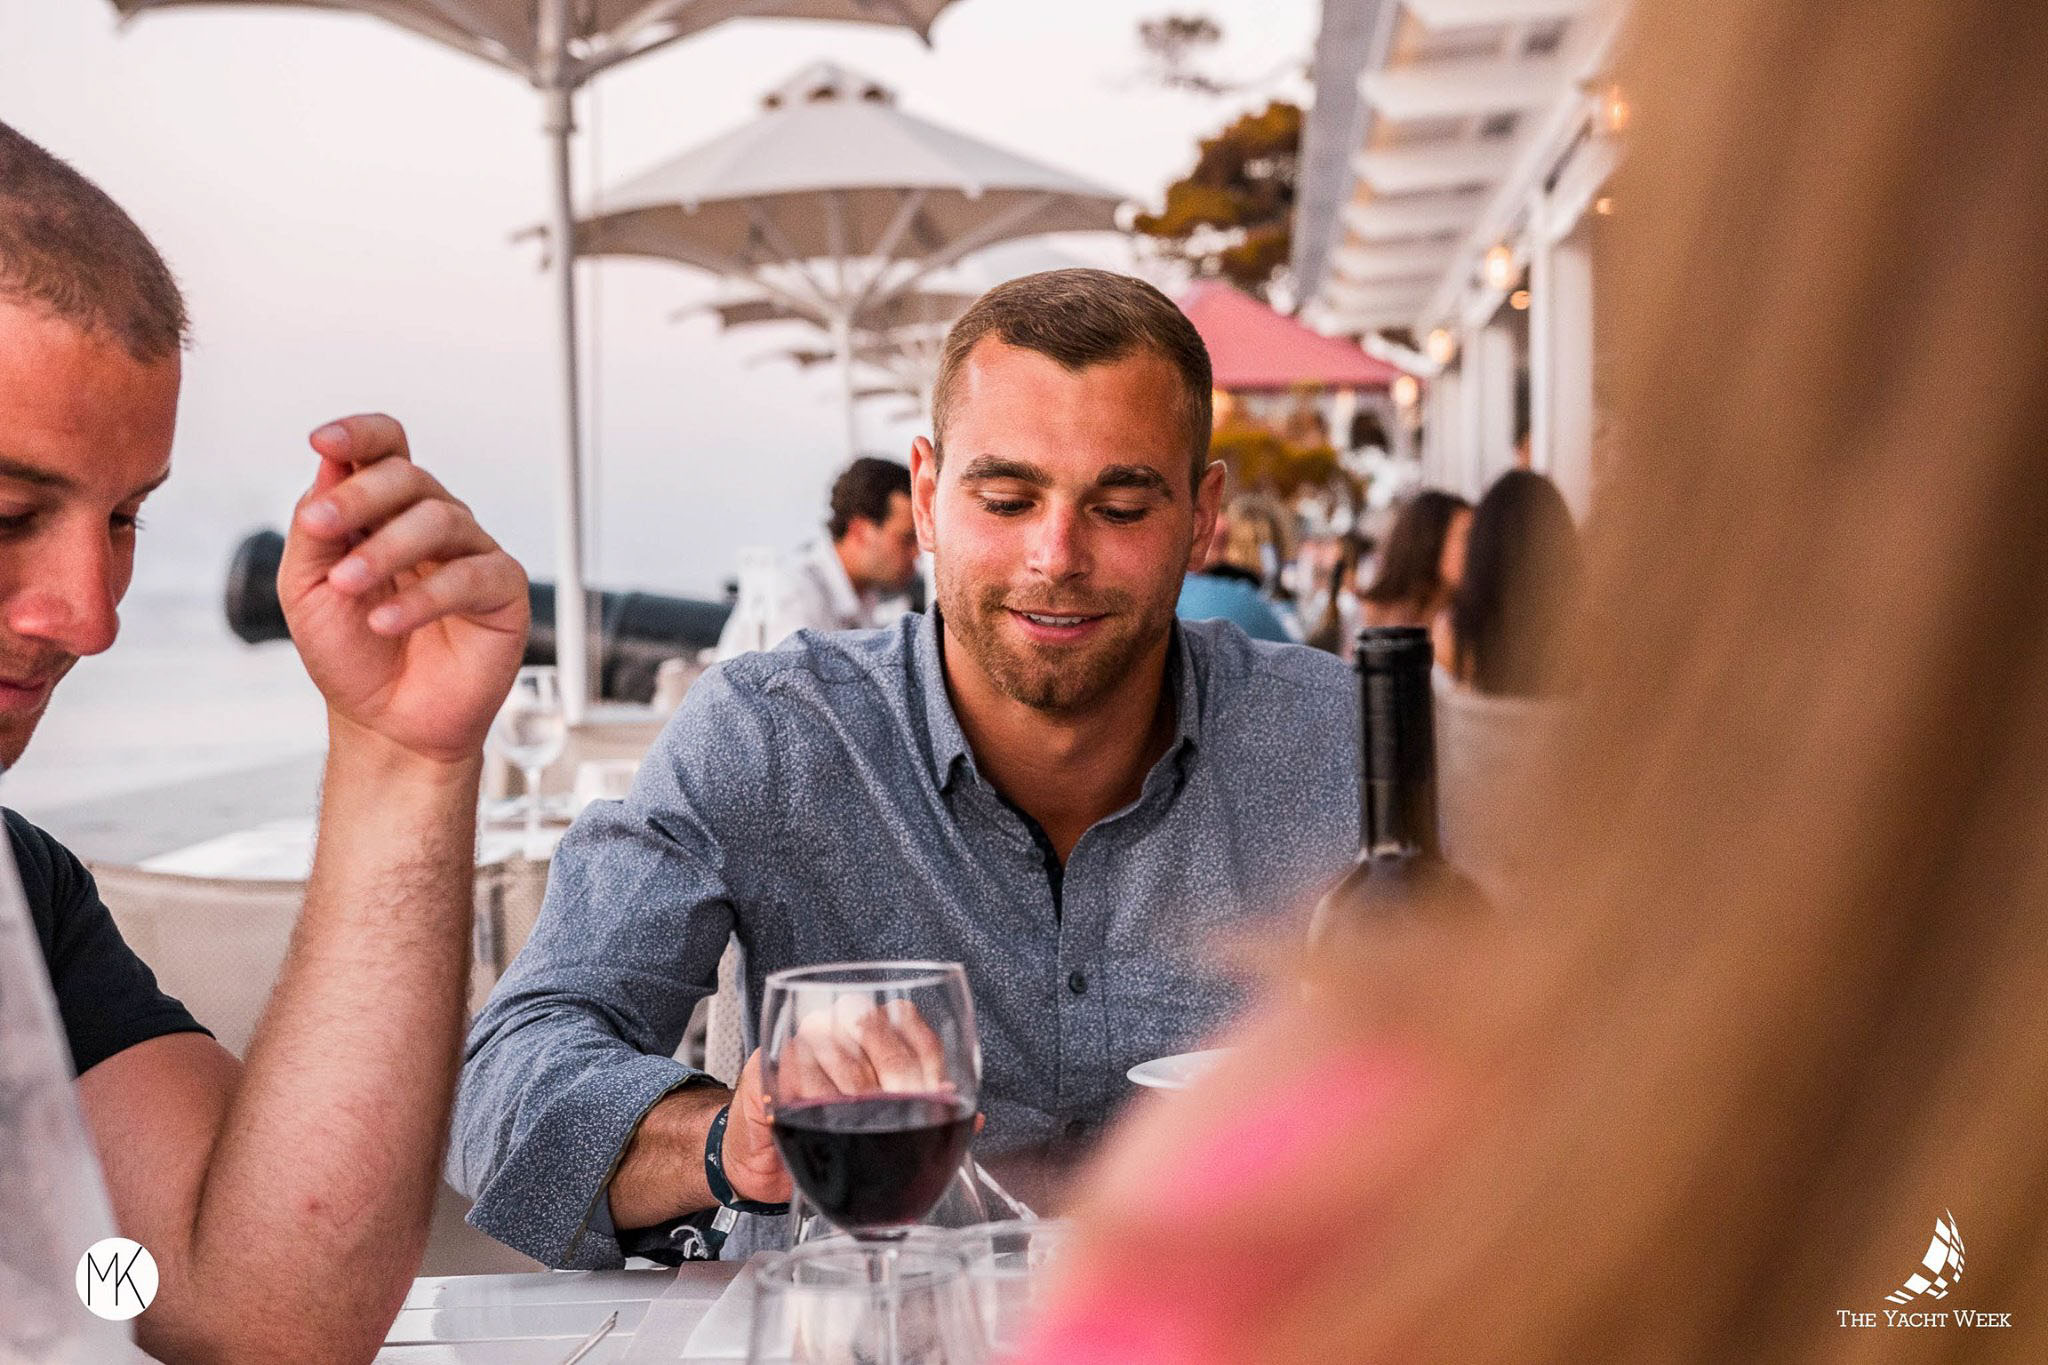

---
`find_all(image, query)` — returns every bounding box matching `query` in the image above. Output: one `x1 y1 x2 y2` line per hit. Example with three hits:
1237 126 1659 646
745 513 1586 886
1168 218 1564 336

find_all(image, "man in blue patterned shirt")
453 269 1360 1265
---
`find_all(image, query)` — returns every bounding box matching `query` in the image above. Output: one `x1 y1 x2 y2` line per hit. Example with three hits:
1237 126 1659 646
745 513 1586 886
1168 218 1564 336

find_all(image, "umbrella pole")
539 3 591 724
833 311 859 459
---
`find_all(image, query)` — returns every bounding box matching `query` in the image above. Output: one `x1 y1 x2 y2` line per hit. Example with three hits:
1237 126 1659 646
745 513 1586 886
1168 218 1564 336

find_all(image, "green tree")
1134 100 1301 304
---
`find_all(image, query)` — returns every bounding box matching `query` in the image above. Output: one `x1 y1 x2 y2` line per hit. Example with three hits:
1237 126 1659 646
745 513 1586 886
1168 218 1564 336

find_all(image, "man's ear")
910 436 940 555
1187 459 1227 573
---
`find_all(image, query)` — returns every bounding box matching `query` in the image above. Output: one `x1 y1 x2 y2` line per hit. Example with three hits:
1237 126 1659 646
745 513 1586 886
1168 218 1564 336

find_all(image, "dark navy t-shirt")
7 808 210 1075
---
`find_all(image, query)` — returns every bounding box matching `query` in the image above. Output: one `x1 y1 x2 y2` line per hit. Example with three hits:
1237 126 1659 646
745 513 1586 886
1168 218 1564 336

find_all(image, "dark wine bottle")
1310 625 1482 937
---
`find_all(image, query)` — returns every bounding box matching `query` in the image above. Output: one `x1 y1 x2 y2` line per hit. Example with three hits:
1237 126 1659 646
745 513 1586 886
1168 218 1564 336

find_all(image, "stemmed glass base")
520 763 546 858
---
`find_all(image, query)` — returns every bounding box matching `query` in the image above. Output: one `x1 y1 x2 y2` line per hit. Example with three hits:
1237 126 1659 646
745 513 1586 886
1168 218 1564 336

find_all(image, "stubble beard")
0 642 76 771
935 564 1178 715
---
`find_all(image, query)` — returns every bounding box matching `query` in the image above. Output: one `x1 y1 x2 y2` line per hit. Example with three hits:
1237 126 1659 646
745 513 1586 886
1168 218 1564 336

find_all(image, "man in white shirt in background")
715 456 922 657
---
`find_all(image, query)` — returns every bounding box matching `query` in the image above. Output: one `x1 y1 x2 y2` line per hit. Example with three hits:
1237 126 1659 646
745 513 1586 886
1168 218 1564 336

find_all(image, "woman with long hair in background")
1018 1 2048 1359
1358 488 1471 632
1440 468 1580 698
1304 534 1369 658
1433 468 1582 904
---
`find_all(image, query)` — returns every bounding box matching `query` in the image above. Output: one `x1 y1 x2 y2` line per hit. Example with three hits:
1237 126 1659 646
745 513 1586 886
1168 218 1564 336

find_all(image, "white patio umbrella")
681 236 1109 427
764 327 946 418
695 284 968 418
108 0 960 721
692 283 980 335
575 61 1126 458
688 237 1096 334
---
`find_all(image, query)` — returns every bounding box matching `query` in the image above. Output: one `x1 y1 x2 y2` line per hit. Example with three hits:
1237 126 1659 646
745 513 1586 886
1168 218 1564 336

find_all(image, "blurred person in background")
713 455 921 658
0 121 528 1363
1303 534 1370 658
1176 492 1294 643
1432 469 1581 903
1016 0 2048 1358
1357 488 1471 644
1436 470 1578 697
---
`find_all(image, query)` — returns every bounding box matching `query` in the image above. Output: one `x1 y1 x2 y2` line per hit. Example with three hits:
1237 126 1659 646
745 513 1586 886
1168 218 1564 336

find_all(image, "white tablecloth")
137 806 570 881
377 1265 741 1363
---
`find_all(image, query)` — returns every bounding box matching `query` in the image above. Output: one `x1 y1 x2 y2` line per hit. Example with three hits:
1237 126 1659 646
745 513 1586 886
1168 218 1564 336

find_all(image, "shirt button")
1066 971 1087 995
1064 1118 1088 1140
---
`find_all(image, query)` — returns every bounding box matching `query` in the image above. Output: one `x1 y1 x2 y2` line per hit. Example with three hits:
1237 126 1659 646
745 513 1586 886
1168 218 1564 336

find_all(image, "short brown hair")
930 268 1213 489
827 456 911 540
0 120 188 364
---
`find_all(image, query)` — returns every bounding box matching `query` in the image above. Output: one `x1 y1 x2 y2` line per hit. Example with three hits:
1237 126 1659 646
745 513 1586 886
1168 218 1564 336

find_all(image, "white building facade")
1292 0 1628 516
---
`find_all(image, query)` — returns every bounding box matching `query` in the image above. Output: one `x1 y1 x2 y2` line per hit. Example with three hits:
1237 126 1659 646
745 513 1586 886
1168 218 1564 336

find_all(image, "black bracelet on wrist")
704 1103 790 1215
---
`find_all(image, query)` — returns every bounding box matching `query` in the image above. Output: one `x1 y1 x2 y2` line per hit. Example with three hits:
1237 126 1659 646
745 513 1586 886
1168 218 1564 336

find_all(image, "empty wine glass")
759 962 981 1243
488 665 566 856
747 1232 987 1365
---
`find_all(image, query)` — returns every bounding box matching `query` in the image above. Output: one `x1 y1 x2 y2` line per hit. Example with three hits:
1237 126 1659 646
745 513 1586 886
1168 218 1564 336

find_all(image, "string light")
1391 374 1420 408
1594 196 1615 216
1509 289 1531 311
1600 83 1631 134
1483 244 1517 292
1425 328 1457 367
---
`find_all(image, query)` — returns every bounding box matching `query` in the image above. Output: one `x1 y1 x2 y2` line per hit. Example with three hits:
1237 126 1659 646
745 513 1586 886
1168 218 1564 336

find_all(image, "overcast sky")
0 0 1315 600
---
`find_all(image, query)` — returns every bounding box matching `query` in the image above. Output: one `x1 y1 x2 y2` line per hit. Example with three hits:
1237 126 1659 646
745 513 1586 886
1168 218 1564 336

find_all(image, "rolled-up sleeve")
450 666 779 1267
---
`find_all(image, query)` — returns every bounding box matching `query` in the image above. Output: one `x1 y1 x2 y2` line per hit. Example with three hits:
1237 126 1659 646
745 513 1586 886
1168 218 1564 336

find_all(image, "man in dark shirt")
9 810 207 1074
1 119 528 1362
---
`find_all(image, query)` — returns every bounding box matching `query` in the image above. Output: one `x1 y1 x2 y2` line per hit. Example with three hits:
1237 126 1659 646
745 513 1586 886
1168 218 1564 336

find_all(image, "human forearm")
175 720 479 1360
608 1046 792 1233
605 1084 729 1229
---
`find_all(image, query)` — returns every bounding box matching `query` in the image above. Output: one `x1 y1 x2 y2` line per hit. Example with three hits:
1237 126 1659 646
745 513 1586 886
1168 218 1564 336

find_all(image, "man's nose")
1025 504 1092 582
8 538 120 658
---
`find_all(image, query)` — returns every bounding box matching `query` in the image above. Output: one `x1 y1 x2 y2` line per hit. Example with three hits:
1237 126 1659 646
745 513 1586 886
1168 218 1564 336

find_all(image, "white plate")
1126 1048 1231 1091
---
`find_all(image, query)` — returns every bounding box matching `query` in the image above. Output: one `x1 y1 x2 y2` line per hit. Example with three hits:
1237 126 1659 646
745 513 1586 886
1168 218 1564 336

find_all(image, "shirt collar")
912 610 1204 795
913 610 975 791
806 536 868 625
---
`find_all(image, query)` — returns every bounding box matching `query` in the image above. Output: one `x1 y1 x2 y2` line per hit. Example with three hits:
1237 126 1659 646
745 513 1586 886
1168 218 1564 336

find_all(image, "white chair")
651 650 715 713
93 860 525 1054
702 937 747 1086
88 864 306 1059
91 859 549 1274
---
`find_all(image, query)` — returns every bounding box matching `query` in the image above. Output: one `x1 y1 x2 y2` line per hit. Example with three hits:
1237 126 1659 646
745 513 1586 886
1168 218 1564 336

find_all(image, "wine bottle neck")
1355 627 1440 860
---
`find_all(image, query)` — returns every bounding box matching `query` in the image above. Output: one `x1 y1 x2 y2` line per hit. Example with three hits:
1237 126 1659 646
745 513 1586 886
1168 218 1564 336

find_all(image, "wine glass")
488 665 566 856
759 961 980 1242
747 1231 987 1365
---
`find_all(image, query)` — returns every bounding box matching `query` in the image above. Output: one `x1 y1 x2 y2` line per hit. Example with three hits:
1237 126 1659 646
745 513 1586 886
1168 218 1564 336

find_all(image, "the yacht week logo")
1885 1209 1964 1305
1836 1211 2013 1331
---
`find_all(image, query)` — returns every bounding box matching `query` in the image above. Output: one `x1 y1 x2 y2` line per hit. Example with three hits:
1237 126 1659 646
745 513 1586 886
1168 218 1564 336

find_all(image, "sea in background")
0 0 1321 840
3 583 326 819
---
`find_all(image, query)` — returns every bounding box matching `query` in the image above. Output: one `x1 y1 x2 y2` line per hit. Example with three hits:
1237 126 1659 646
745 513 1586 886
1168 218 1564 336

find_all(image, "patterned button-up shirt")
451 611 1358 1266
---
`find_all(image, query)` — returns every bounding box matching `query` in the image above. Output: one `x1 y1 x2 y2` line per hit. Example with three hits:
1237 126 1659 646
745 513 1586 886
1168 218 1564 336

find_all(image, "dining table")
378 1262 745 1363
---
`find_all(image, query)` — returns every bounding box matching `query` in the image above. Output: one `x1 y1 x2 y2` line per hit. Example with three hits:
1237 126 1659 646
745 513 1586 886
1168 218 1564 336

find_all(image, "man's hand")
613 1004 965 1228
733 1001 955 1193
280 414 528 764
722 1052 793 1205
779 997 949 1097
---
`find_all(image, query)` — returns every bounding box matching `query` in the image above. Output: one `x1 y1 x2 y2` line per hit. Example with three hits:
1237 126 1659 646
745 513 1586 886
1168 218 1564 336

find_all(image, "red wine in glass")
771 1092 976 1238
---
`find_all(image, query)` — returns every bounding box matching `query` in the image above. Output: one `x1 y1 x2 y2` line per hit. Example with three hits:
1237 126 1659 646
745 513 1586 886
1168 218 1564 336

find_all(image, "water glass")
747 1232 987 1365
487 665 566 855
951 1220 1069 1356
